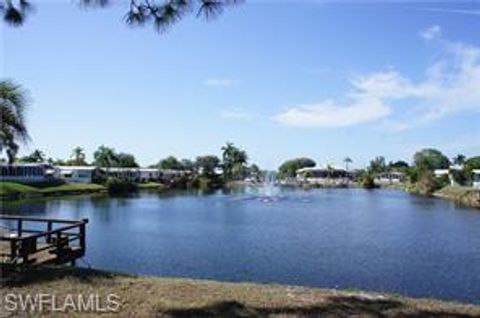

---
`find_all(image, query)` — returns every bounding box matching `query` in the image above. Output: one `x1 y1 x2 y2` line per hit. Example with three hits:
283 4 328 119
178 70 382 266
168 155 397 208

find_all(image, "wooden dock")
0 215 88 268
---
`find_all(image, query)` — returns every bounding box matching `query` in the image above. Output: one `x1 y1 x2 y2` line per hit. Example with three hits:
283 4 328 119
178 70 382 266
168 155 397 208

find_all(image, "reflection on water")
1 187 479 304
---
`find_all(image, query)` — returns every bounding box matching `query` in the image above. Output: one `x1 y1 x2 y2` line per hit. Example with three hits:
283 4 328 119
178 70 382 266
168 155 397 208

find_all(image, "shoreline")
1 181 479 210
433 186 480 209
1 266 479 317
0 182 167 201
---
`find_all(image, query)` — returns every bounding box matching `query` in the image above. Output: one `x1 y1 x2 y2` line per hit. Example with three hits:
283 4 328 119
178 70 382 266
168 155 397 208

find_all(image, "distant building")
55 166 99 183
159 169 189 183
139 168 160 182
374 171 406 185
296 167 350 185
0 163 55 183
100 167 169 183
433 166 463 186
101 167 141 182
473 169 480 189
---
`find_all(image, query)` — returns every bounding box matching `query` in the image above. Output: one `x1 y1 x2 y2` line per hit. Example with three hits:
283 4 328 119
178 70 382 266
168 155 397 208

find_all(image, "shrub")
416 171 446 195
106 178 138 196
450 169 467 186
189 175 223 191
361 175 376 189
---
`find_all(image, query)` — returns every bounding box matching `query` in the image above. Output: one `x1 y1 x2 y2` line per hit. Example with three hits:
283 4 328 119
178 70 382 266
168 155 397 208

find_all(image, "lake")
2 187 480 303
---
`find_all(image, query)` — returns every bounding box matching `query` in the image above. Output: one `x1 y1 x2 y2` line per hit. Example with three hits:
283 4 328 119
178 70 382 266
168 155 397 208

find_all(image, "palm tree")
343 157 353 171
71 146 86 165
453 154 466 166
221 142 248 180
2 0 241 32
29 149 45 162
93 145 118 168
0 80 29 163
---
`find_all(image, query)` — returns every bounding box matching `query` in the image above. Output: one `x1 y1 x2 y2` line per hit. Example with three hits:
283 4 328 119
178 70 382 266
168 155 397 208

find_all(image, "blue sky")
1 1 479 169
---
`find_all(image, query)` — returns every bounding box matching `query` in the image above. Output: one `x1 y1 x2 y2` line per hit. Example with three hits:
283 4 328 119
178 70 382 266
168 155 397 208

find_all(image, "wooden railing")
0 215 88 266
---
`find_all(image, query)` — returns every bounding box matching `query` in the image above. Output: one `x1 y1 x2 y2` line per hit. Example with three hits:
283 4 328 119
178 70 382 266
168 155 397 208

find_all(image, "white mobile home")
0 163 55 183
101 167 141 182
139 168 160 182
374 171 406 185
55 166 99 183
473 169 480 189
433 168 455 186
296 167 350 186
159 169 189 182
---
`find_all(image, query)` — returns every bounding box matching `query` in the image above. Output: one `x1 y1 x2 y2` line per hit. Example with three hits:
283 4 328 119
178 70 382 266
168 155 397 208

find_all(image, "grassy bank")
434 186 480 209
137 182 166 190
1 266 479 317
0 182 169 201
0 182 106 200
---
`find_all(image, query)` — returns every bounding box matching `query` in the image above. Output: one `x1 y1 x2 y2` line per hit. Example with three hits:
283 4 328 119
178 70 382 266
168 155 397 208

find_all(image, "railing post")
17 219 22 237
46 221 52 243
79 222 86 253
10 240 17 263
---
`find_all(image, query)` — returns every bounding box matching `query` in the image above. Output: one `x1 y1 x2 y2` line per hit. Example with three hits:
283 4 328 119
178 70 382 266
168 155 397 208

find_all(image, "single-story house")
55 166 99 183
374 171 406 185
296 167 350 185
139 168 160 182
473 169 480 189
159 169 189 183
433 166 464 186
101 167 141 182
0 163 55 183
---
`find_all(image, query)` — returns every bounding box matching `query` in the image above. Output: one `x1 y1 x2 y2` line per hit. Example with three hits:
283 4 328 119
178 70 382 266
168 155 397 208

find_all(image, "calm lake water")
2 187 480 303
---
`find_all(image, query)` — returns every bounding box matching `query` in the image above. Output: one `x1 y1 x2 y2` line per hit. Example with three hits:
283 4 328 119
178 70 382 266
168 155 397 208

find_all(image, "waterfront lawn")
137 182 166 190
0 182 40 196
40 183 106 194
0 182 106 198
1 266 480 317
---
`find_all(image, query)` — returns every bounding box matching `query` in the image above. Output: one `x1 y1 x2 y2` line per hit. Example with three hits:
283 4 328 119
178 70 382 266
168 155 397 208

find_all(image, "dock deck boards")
0 215 88 268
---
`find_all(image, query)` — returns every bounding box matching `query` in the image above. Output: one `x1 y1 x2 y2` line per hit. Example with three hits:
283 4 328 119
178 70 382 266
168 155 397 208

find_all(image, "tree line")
277 149 480 194
5 142 263 183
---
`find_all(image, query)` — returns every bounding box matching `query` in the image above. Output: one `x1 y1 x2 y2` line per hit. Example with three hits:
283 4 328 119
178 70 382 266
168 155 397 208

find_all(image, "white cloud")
273 98 390 128
273 34 480 131
419 25 441 40
219 109 252 121
419 8 480 16
204 78 234 87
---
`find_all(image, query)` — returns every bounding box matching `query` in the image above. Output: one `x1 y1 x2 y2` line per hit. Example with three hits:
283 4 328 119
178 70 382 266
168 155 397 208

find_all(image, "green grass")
0 182 40 196
137 182 166 190
0 181 167 199
39 183 105 194
0 181 106 198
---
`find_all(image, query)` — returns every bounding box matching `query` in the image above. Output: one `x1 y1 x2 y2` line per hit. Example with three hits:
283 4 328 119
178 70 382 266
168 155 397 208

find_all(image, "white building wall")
0 164 50 183
473 170 480 189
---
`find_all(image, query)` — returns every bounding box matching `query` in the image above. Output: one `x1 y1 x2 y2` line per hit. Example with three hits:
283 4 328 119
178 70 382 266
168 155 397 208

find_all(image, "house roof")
139 168 159 173
56 166 97 171
0 163 51 167
297 167 347 173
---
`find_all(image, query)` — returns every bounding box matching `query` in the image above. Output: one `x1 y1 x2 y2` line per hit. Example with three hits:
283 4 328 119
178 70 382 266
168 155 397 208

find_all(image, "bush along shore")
433 186 480 209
